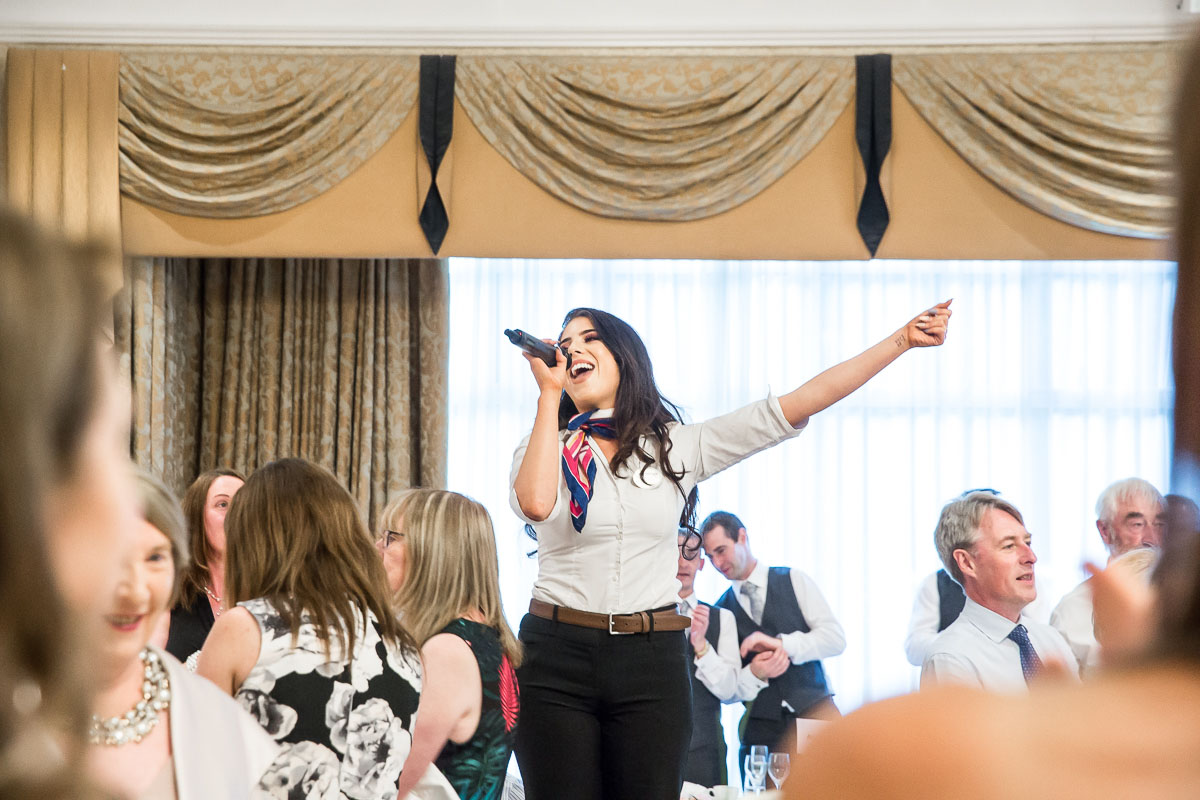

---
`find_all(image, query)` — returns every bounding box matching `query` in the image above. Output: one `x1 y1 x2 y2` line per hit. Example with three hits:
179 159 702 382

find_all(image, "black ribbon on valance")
855 54 892 258
418 55 456 254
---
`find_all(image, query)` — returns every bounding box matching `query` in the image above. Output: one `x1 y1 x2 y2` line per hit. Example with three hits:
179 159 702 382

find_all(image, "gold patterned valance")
119 53 419 218
455 55 855 221
893 47 1178 239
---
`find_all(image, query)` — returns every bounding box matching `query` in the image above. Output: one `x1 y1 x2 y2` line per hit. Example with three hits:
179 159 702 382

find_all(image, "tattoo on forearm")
893 333 906 349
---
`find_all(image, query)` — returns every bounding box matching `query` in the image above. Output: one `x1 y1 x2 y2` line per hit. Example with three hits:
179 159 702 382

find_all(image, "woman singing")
510 303 951 800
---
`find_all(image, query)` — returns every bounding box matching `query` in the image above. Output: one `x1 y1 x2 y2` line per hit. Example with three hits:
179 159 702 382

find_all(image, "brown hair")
176 468 245 606
0 207 110 798
133 469 190 605
225 458 414 658
1159 34 1200 662
382 489 522 666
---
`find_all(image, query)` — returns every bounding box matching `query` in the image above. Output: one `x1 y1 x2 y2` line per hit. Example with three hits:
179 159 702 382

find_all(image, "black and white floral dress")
238 597 423 800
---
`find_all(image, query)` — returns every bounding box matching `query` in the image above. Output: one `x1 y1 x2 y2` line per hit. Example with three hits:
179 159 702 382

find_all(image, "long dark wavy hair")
556 308 700 541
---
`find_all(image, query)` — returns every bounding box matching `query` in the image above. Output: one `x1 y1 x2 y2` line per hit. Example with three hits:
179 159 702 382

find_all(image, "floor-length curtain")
115 256 448 527
447 257 1174 719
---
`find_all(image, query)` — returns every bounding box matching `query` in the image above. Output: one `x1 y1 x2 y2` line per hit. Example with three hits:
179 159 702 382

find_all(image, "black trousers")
514 612 692 800
681 742 726 788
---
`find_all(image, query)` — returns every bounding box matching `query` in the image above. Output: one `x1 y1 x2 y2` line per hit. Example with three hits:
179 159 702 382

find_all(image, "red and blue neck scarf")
562 410 618 533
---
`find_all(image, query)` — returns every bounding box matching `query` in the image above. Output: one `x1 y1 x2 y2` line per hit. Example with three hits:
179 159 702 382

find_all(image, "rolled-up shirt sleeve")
668 393 805 485
778 570 846 665
508 432 565 526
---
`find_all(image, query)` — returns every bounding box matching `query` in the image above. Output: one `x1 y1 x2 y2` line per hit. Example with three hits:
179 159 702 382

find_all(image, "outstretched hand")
901 299 953 349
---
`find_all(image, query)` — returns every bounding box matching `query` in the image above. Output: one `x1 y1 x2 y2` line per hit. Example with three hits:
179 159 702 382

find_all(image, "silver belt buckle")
608 612 634 635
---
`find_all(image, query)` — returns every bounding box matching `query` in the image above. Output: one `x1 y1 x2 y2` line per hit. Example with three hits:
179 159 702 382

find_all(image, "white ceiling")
0 0 1194 47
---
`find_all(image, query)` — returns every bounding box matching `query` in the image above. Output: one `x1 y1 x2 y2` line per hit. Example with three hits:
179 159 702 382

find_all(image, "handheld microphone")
504 329 564 368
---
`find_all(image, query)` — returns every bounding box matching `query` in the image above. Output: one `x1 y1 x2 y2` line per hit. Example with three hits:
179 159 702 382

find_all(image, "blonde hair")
132 469 189 605
382 489 522 666
225 458 414 658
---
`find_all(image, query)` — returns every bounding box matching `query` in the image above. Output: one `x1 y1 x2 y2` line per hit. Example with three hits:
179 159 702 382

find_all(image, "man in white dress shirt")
1050 478 1165 674
675 532 776 787
921 492 1077 692
701 511 845 777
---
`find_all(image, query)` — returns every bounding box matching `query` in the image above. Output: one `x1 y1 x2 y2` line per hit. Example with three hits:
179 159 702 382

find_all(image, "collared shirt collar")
732 560 769 596
678 592 698 612
960 596 1030 643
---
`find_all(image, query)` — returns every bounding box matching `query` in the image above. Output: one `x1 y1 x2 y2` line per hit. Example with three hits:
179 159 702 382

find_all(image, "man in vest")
922 491 1077 691
676 531 780 787
701 511 846 776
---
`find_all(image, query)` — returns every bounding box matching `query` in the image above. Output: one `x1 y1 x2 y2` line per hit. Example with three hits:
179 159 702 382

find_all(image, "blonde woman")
197 459 423 800
380 489 521 800
88 470 275 799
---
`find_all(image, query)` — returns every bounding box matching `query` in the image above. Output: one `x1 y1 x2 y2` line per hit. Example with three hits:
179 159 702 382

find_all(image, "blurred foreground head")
0 207 138 797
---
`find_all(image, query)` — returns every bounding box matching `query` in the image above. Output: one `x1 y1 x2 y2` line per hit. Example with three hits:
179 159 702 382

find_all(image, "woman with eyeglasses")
196 458 423 799
378 489 521 800
510 304 951 799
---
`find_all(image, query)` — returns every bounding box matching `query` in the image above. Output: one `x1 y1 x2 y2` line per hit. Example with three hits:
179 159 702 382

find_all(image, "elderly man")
1050 478 1166 672
701 510 845 774
675 531 772 787
921 492 1076 691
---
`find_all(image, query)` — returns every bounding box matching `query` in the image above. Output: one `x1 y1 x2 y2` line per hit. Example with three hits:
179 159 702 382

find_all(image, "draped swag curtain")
118 53 419 217
454 55 855 220
5 49 122 290
892 46 1179 239
114 257 448 527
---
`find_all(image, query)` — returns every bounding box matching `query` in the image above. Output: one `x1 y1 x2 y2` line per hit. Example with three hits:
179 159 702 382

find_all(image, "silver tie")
740 582 764 624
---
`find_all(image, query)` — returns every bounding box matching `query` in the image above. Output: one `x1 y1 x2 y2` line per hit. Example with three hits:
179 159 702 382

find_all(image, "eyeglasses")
679 530 702 561
383 530 405 548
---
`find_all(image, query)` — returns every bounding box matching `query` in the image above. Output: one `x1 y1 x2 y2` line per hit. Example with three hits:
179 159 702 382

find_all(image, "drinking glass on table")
744 753 767 795
768 752 791 789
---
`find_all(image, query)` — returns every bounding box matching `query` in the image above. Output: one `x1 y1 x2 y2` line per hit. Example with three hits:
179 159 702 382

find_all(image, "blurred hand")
689 604 710 651
750 647 791 680
1086 560 1157 664
901 299 953 349
740 631 783 659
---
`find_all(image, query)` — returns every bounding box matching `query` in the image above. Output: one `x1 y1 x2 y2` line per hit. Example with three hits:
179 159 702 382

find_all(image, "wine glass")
743 753 768 796
768 752 790 789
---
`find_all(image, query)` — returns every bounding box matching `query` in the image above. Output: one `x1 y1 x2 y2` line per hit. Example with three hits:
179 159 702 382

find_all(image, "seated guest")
1050 478 1165 673
381 489 521 800
675 530 774 787
0 207 141 799
88 470 276 799
701 510 845 776
922 492 1076 691
197 458 423 800
165 468 245 667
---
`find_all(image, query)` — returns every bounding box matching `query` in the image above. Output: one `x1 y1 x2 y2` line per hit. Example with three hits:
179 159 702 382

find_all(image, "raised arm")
778 301 952 428
512 345 569 521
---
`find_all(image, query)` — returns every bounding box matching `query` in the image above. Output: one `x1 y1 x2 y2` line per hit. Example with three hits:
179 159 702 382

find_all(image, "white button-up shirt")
729 561 846 666
510 395 802 614
921 597 1078 693
678 593 767 702
1049 578 1098 675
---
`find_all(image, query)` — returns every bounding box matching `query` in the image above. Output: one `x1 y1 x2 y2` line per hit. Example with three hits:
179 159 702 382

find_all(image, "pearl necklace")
203 584 224 617
88 648 171 747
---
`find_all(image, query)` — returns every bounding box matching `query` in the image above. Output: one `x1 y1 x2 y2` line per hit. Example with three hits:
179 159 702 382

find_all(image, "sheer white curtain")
446 258 1174 711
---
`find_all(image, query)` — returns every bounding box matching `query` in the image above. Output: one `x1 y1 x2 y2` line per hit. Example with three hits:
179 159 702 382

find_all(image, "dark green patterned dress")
434 619 520 800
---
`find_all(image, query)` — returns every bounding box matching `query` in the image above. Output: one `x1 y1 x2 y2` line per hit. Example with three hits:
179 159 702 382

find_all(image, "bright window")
447 258 1175 711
